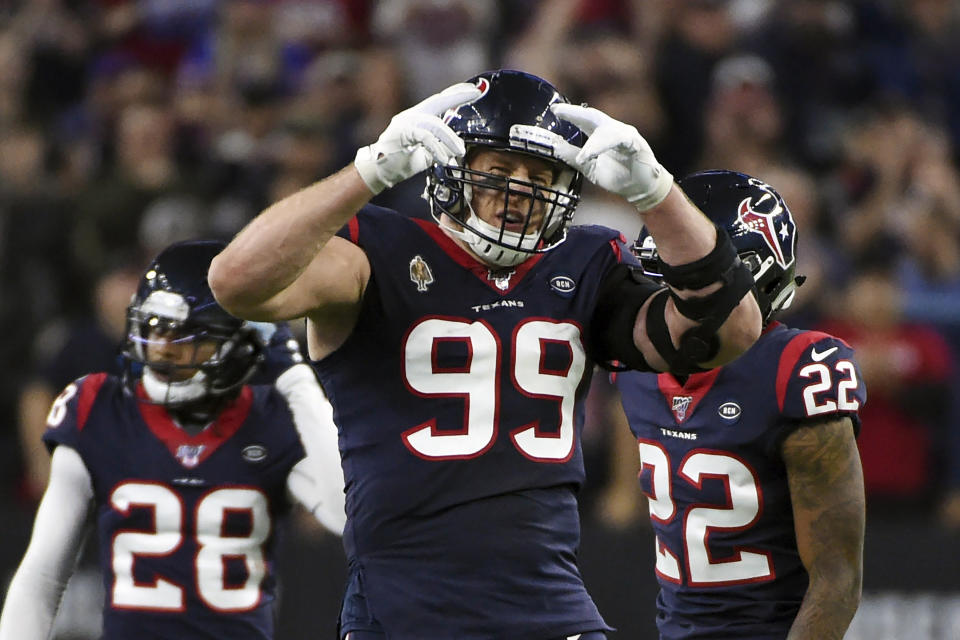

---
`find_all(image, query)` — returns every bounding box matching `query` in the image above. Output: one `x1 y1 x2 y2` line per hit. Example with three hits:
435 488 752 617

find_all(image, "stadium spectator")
16 259 140 503
817 263 953 508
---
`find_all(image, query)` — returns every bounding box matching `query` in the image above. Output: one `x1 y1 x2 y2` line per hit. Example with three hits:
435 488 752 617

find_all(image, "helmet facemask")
425 70 586 268
428 150 580 267
123 289 262 421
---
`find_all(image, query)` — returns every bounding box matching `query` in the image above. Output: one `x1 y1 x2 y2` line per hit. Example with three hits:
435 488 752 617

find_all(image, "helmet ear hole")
427 164 464 213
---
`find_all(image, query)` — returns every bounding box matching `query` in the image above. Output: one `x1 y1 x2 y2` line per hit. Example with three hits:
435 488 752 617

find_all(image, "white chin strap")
142 367 210 406
770 281 798 314
442 210 539 268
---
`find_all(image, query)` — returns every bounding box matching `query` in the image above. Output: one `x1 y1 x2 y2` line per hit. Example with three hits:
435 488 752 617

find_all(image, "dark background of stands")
2 1 960 638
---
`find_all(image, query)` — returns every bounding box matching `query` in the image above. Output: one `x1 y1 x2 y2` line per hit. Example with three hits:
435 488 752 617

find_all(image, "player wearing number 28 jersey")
0 241 345 640
617 171 867 639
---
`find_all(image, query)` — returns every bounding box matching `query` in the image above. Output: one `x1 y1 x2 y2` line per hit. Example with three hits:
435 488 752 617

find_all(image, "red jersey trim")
775 331 834 411
609 237 624 263
347 217 360 244
77 373 109 431
413 219 544 294
136 385 254 466
656 368 721 423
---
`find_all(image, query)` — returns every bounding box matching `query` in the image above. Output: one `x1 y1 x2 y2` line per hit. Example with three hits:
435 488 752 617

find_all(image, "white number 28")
110 482 270 612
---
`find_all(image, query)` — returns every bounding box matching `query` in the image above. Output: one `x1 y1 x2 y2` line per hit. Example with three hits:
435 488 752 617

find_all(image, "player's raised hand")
354 82 482 194
245 321 305 381
550 103 673 211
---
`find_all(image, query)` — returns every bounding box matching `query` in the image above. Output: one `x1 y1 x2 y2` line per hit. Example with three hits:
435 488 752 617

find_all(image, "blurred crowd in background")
2 0 960 558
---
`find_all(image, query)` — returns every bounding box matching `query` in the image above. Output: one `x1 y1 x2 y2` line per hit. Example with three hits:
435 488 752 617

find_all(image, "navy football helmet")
426 69 585 267
635 170 805 325
123 240 264 420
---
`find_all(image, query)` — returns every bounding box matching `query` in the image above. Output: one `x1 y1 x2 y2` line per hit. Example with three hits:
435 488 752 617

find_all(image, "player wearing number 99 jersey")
209 70 764 639
0 241 345 640
617 171 867 639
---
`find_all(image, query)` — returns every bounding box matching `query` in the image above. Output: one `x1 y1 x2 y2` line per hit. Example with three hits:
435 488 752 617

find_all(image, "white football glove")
354 83 482 195
550 103 673 211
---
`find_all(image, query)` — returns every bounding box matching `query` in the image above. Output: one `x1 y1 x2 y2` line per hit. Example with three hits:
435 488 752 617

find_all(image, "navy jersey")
42 374 306 640
614 323 866 639
314 205 632 639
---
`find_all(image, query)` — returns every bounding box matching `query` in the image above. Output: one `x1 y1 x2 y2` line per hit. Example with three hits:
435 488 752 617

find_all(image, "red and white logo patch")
736 184 794 269
671 395 693 423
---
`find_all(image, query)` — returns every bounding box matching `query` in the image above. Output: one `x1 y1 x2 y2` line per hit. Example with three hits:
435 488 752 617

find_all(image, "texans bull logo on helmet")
735 178 796 270
636 170 805 326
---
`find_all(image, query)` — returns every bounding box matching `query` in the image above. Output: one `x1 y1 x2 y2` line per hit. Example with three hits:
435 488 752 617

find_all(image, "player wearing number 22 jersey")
619 171 867 639
0 241 345 640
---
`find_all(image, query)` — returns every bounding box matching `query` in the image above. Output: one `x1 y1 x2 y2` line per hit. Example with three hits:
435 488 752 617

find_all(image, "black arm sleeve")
590 263 665 371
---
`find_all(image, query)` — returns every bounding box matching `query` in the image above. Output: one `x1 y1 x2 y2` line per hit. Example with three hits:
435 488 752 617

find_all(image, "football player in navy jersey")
209 69 764 639
617 170 866 640
0 241 345 640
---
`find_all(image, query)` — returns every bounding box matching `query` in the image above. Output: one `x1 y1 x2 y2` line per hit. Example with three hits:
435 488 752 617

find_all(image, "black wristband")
659 225 739 291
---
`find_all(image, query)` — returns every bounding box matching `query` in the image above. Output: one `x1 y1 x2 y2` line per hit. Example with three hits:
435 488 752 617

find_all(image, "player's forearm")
788 502 863 640
700 293 763 367
0 448 93 640
636 185 718 266
787 568 861 640
0 566 65 640
209 165 372 314
784 420 865 640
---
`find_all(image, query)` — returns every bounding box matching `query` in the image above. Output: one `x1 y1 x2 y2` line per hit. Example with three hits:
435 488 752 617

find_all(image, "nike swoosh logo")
810 346 838 362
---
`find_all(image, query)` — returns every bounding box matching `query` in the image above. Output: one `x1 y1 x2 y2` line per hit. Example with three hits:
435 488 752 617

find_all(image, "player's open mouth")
500 210 530 232
149 364 192 382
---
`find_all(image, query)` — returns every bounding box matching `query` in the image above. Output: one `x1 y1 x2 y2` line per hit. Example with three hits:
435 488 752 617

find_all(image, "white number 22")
639 442 774 586
799 360 860 417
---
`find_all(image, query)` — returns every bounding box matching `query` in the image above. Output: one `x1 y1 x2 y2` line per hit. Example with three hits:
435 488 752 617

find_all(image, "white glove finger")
416 117 467 158
577 128 634 164
406 147 435 176
551 138 584 169
411 83 483 117
550 103 610 135
579 144 635 168
402 125 458 165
